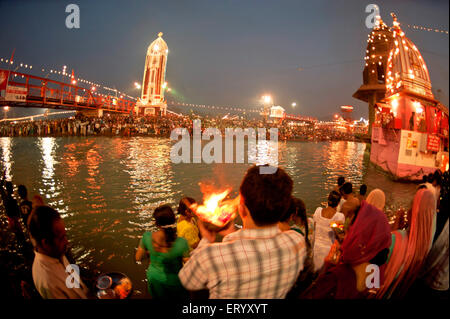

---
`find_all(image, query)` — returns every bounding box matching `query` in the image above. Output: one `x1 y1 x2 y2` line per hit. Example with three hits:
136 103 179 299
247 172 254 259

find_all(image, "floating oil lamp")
189 188 239 232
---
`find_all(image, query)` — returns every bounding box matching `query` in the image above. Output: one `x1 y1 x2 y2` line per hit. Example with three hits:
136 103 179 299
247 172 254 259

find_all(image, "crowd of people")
0 113 358 142
1 165 448 299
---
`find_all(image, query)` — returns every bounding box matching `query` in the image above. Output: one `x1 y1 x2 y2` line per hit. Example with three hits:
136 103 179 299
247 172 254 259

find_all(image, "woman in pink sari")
301 200 391 299
376 188 436 299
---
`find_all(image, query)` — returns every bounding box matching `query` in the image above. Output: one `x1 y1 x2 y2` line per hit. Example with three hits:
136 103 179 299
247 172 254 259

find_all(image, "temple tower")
365 13 449 179
136 32 168 116
353 17 394 136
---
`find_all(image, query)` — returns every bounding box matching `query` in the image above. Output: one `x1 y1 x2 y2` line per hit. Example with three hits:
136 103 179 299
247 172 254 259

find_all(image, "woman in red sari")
300 200 391 299
376 188 436 299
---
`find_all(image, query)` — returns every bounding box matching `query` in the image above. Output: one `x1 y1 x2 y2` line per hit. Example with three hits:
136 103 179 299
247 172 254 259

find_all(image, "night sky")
0 0 448 120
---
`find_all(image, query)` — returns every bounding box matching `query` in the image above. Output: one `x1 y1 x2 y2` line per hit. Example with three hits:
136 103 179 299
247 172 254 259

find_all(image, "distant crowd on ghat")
1 163 448 300
0 113 354 141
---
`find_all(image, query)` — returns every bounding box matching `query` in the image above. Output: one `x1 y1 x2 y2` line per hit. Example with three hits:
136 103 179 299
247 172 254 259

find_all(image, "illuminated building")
353 17 394 136
358 13 449 180
340 105 353 122
270 106 285 119
135 32 168 116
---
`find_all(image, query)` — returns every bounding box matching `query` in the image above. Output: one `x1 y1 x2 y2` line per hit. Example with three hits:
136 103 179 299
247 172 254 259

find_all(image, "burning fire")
330 221 344 230
190 187 239 228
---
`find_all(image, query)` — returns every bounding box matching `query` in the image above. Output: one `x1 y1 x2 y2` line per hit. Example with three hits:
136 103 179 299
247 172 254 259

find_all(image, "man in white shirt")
29 206 89 299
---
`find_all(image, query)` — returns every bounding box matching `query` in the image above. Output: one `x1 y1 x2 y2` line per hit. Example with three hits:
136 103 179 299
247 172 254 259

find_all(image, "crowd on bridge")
0 113 356 142
1 164 448 299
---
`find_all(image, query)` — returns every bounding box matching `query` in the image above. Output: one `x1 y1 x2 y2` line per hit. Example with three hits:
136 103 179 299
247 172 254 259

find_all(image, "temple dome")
385 13 434 100
147 32 168 56
353 17 394 103
362 18 393 86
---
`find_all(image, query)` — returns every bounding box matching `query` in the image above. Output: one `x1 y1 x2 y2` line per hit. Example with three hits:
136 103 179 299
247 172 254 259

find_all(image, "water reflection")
323 141 366 189
1 137 419 298
62 143 82 178
125 138 175 231
0 137 13 179
85 142 106 212
37 137 64 210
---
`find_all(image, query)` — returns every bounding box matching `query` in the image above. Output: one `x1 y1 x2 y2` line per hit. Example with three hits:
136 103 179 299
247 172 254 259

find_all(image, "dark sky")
0 0 448 119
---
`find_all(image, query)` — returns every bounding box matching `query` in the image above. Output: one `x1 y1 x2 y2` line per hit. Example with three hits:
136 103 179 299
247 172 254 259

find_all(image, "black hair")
240 165 293 227
427 173 434 183
18 185 28 199
28 206 61 245
341 182 353 195
328 190 342 208
280 197 311 248
433 170 442 186
359 184 367 196
369 248 389 266
422 175 428 183
337 176 345 187
177 197 196 217
154 205 177 246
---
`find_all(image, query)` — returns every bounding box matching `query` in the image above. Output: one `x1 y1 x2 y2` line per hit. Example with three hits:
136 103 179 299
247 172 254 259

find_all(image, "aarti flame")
190 187 238 227
330 221 344 230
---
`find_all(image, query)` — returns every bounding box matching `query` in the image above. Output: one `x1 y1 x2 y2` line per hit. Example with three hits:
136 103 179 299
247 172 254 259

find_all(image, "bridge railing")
0 69 135 114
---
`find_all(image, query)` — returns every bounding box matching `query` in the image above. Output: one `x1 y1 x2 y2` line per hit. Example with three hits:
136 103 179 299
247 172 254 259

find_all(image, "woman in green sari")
136 205 190 299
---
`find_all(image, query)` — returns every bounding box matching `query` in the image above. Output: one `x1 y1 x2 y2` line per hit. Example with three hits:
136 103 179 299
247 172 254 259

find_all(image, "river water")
0 137 417 297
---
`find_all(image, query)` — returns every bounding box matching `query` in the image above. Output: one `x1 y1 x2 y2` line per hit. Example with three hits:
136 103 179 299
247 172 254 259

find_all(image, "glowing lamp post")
4 106 9 119
261 95 272 122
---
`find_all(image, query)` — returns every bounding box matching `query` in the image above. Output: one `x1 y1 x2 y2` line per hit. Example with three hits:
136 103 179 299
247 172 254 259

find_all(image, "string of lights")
168 100 263 113
406 24 448 35
0 110 76 122
0 57 138 101
0 57 264 113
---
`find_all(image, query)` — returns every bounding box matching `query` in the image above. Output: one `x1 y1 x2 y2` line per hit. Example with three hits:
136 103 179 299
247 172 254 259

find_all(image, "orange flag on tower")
10 48 15 63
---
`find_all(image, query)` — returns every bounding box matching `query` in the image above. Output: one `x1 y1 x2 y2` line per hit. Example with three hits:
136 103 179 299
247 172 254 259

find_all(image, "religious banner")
407 138 418 149
5 85 27 102
427 134 440 152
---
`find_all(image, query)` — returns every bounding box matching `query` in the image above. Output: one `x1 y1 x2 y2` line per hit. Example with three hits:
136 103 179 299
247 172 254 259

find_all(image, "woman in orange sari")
376 188 436 299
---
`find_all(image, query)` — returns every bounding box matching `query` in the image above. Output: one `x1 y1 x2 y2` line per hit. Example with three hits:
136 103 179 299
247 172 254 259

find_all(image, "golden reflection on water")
0 137 13 180
0 137 419 297
38 137 65 211
125 138 175 229
62 143 81 178
323 141 366 188
85 143 106 211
